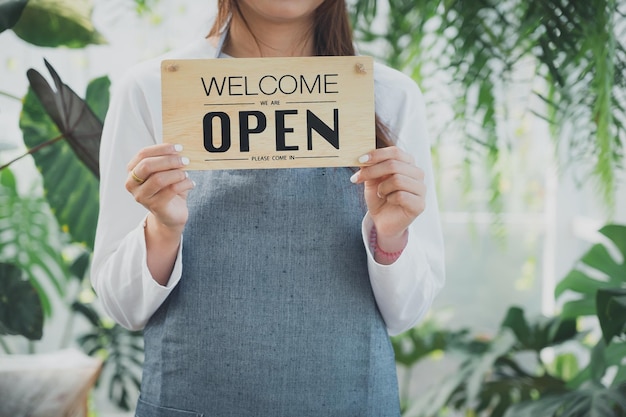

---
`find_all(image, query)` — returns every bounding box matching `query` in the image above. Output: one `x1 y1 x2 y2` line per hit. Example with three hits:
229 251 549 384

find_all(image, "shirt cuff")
361 213 434 335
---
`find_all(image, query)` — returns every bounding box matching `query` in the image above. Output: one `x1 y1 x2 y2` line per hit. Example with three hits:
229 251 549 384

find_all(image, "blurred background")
0 0 625 416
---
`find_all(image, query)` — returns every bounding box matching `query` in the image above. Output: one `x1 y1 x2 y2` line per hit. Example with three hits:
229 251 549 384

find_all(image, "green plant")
395 224 626 417
350 0 626 207
0 1 147 409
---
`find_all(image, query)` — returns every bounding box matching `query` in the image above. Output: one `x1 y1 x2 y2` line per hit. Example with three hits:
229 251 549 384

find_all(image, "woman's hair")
208 0 394 148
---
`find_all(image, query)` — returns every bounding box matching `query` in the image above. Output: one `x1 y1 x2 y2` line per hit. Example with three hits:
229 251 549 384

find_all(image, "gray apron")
135 30 400 417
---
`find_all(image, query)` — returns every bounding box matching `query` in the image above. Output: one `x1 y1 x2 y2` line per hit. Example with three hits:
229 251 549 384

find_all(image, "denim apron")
135 30 400 417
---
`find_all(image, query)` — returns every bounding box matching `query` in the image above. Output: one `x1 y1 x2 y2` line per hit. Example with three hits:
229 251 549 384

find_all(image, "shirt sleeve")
365 74 446 336
90 68 184 331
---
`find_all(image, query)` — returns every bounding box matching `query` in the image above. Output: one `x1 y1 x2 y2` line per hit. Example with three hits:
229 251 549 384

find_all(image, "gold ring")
131 169 145 184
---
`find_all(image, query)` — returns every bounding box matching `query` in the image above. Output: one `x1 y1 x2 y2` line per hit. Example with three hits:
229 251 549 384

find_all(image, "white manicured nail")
350 172 359 183
174 144 183 152
358 154 370 164
181 156 190 166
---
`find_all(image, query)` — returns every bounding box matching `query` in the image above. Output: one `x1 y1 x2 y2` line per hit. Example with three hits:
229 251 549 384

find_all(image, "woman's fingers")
350 146 427 238
123 142 193 230
351 146 424 186
129 169 190 202
358 145 415 167
376 173 426 200
125 144 188 191
127 143 182 174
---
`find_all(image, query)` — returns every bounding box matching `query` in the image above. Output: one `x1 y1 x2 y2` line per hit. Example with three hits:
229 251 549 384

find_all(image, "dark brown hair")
208 0 393 148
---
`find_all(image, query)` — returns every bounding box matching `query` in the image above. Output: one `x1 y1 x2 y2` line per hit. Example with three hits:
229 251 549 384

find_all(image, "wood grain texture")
161 56 375 170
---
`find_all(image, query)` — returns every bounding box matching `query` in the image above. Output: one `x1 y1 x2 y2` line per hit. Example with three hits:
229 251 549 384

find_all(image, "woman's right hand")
125 143 195 234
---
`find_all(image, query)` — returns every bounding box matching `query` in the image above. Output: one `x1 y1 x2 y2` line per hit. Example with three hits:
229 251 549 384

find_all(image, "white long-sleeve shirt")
90 38 445 336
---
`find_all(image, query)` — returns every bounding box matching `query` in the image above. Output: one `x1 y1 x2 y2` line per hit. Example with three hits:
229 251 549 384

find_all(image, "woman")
91 1 445 415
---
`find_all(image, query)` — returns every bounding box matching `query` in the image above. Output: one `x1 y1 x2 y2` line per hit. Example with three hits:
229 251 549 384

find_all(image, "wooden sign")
161 56 374 170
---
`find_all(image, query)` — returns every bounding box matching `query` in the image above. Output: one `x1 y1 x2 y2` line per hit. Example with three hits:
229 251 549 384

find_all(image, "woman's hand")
126 143 195 285
126 143 194 233
350 146 426 260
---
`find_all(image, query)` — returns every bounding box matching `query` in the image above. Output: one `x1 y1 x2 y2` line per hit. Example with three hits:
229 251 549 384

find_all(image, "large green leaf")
19 80 100 249
392 318 469 367
0 0 28 33
0 168 67 317
11 0 104 48
555 225 626 320
596 288 626 344
0 262 43 340
568 340 626 389
26 60 102 178
501 306 577 351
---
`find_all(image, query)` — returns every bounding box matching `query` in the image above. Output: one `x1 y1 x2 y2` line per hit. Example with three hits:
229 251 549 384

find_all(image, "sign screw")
355 63 367 74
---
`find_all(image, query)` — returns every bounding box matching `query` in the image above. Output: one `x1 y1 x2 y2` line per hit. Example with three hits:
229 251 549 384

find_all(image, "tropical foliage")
394 225 626 417
0 0 146 409
351 0 626 206
1 0 625 414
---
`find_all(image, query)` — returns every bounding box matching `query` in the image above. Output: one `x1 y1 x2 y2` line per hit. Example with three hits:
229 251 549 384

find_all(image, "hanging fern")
351 0 626 207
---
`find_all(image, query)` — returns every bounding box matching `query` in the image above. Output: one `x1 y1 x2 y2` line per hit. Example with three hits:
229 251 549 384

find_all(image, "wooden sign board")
161 56 374 170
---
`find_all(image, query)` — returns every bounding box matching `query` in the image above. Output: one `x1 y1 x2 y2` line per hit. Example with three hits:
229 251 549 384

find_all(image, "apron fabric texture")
135 168 401 416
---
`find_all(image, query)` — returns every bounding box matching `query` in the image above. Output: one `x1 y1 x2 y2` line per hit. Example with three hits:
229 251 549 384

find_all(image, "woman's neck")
222 13 316 58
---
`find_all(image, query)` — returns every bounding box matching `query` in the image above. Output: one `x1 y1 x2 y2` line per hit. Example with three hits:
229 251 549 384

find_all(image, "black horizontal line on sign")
285 101 337 104
295 156 340 159
204 158 250 161
204 103 255 106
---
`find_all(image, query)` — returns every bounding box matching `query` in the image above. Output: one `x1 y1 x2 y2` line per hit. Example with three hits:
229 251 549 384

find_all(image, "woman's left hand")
350 146 426 248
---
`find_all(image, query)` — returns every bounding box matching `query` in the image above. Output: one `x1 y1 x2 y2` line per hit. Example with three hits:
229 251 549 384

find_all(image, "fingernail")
358 154 370 164
174 144 183 152
192 180 196 187
181 156 190 166
185 171 189 178
350 172 359 183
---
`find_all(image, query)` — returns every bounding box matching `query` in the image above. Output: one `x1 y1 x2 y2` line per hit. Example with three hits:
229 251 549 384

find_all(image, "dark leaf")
69 251 91 282
501 306 530 343
26 59 101 178
0 262 43 340
71 301 101 328
19 72 100 249
596 288 626 344
0 0 28 33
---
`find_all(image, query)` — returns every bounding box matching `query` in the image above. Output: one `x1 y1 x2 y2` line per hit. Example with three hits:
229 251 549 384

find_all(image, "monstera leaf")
19 61 108 249
73 302 143 410
0 262 43 340
11 0 104 48
0 167 67 318
555 225 626 343
0 0 28 33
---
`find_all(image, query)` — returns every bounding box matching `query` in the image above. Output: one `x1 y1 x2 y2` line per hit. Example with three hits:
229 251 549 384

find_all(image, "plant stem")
0 91 21 101
0 134 65 171
0 337 13 354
